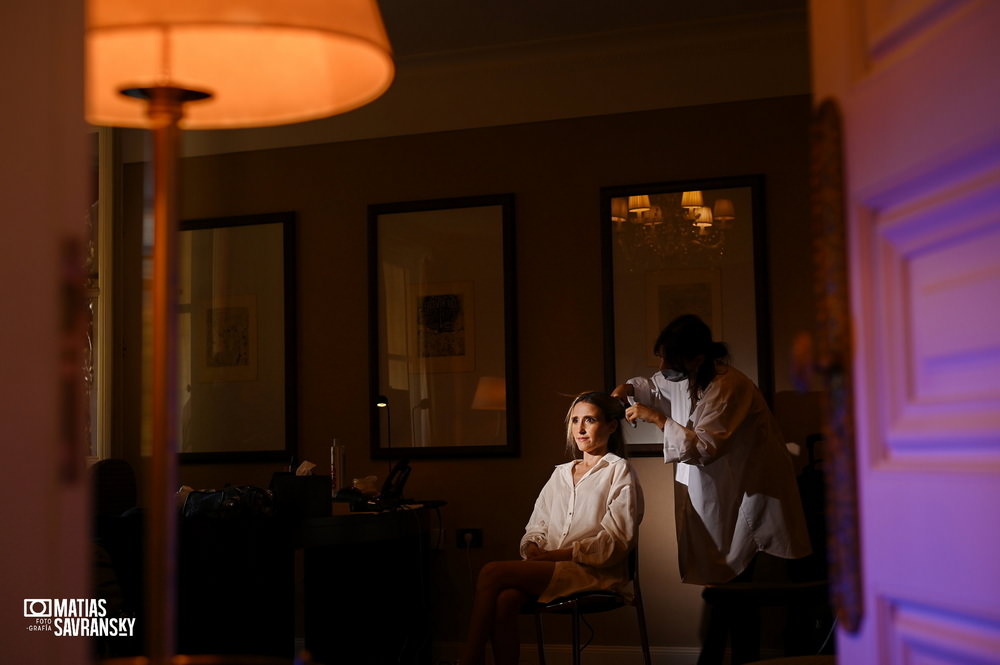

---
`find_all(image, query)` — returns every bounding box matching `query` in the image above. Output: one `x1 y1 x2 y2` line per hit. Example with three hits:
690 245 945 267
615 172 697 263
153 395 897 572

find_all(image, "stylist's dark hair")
564 391 627 459
654 314 729 391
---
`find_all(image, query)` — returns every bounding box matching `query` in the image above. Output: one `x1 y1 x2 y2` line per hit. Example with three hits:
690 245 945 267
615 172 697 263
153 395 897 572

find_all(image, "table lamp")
471 376 506 437
85 3 393 662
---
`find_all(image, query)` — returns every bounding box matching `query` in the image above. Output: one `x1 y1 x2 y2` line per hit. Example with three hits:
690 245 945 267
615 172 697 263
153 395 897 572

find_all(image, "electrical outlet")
456 527 483 548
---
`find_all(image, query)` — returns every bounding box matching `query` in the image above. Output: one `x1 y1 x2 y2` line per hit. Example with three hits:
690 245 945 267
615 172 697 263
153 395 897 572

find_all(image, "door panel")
810 1 1000 662
878 169 1000 454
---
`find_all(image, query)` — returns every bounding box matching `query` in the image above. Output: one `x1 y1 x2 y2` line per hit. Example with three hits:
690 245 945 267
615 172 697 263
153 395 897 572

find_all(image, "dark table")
300 506 440 665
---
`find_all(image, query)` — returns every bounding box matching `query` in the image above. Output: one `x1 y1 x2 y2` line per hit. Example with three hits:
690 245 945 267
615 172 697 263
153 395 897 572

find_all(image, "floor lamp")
85 3 393 663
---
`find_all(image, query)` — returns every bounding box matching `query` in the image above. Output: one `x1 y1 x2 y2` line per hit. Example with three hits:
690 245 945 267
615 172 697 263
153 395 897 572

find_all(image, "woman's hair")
563 391 627 459
654 314 729 391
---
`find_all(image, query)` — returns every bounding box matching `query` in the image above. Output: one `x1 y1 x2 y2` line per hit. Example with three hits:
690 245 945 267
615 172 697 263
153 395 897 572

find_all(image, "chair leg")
534 612 547 665
571 606 582 665
635 603 652 665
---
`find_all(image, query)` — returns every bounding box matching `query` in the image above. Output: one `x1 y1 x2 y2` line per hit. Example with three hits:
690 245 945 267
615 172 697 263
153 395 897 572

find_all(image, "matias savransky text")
23 598 136 637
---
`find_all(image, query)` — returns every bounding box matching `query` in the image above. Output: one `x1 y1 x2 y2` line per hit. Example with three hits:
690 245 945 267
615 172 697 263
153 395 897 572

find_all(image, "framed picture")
644 269 722 369
194 296 259 383
602 177 770 455
177 212 296 463
369 195 518 458
409 281 476 373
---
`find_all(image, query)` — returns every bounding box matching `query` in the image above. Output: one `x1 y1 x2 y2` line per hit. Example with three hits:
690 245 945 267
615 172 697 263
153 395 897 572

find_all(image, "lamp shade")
713 198 736 221
471 376 506 411
627 195 651 213
680 190 704 210
86 0 395 129
693 205 714 228
611 198 628 223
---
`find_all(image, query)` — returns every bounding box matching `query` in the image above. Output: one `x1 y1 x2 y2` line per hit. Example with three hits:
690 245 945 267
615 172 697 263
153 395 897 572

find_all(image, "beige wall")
120 94 815 650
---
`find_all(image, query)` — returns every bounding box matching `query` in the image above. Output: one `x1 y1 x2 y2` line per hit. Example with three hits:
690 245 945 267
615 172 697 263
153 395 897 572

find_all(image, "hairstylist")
611 314 810 586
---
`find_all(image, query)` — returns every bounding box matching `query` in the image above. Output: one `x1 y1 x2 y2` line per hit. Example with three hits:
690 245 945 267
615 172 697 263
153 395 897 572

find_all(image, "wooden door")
809 1 1000 662
1 1 89 663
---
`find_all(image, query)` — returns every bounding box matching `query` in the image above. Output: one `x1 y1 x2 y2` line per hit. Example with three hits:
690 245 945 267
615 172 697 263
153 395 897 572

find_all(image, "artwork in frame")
644 269 722 369
409 281 476 373
194 296 259 383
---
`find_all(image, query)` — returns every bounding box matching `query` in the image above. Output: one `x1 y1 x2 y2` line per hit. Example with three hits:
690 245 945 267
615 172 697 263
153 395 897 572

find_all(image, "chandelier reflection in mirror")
611 189 740 268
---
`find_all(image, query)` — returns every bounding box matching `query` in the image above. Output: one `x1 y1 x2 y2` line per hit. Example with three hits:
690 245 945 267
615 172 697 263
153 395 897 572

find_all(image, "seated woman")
459 391 644 665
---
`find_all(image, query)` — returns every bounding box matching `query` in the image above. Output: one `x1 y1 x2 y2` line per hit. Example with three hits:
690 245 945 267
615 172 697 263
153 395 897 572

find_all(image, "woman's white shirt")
520 452 643 601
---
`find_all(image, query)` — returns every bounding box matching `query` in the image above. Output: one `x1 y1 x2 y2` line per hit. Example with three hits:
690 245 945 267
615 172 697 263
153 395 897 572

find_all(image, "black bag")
181 485 274 519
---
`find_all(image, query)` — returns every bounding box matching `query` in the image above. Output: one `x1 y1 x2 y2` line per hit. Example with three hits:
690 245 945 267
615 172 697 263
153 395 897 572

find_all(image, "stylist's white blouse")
629 366 811 584
520 452 643 602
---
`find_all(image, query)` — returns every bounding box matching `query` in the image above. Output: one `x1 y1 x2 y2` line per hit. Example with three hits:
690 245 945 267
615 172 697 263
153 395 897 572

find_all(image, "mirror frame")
601 175 773 456
368 194 519 459
177 211 297 464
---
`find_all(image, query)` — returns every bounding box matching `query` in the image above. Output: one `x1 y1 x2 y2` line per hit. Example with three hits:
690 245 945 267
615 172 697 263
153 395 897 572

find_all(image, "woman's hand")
524 542 544 560
626 402 667 430
527 547 573 562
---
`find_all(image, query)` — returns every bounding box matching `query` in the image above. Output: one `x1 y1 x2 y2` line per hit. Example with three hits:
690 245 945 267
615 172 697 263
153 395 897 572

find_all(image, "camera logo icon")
24 599 52 617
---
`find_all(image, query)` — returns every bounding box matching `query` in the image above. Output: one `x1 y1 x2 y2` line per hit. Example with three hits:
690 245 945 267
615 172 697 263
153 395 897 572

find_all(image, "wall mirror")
601 176 771 456
369 195 518 459
177 212 297 463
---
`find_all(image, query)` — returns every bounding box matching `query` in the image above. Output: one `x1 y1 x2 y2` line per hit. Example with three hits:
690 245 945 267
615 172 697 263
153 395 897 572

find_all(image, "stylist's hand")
610 383 634 405
626 402 667 430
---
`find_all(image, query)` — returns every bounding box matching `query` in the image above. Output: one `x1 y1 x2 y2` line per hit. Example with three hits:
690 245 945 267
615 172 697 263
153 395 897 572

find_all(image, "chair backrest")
91 458 137 518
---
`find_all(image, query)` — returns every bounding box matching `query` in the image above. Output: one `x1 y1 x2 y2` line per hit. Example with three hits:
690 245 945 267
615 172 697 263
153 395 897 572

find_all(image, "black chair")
528 542 651 665
700 578 832 664
697 432 834 664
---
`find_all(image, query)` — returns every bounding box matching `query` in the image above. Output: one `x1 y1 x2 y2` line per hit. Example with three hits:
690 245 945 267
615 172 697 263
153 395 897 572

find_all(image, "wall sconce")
86 2 393 661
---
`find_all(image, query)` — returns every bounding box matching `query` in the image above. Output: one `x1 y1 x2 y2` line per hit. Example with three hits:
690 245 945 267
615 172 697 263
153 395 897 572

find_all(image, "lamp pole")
377 394 393 476
88 5 395 662
133 84 209 665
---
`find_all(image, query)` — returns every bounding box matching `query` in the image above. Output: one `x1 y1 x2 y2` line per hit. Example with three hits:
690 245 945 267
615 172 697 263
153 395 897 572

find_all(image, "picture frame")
601 176 771 455
369 195 518 458
177 212 297 464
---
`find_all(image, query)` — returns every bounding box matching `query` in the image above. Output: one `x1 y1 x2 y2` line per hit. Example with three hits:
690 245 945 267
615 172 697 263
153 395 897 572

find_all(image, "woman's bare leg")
492 588 532 665
459 560 555 665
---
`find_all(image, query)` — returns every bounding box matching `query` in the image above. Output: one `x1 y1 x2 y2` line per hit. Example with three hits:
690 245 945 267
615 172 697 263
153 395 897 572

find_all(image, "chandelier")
611 190 737 266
